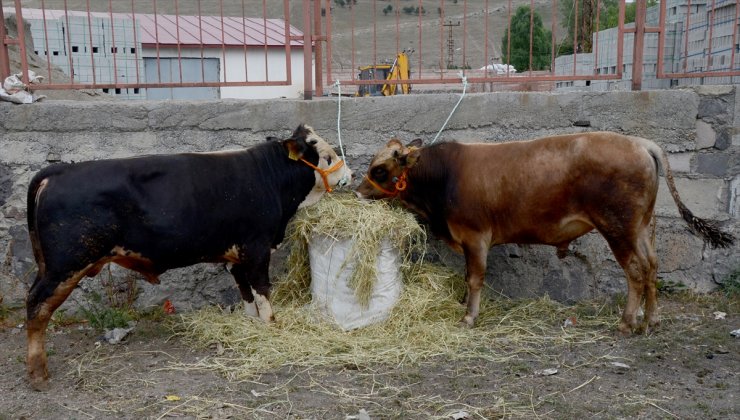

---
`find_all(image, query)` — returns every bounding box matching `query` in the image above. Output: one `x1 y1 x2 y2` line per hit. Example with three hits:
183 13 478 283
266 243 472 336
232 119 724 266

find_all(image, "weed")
657 279 688 295
719 269 740 298
50 308 85 327
80 291 134 330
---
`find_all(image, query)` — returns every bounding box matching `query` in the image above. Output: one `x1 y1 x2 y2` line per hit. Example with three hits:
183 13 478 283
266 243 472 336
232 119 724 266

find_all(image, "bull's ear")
407 138 423 148
265 136 280 142
396 148 421 168
386 138 403 147
283 137 308 161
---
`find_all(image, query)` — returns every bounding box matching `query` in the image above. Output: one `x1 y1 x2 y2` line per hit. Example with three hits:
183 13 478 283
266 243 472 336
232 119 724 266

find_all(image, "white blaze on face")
298 125 353 208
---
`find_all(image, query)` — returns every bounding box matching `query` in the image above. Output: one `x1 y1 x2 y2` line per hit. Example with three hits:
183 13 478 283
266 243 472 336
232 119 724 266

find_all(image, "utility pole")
443 20 460 69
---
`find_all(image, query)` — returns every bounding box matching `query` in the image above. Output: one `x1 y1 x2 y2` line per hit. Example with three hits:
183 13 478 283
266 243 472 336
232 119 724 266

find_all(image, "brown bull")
357 132 734 332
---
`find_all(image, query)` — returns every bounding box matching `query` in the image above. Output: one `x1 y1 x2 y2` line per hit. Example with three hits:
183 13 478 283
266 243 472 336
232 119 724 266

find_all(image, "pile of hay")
175 194 617 380
272 192 427 307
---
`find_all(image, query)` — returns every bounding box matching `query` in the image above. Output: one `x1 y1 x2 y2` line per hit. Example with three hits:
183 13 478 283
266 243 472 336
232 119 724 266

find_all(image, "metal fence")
1 1 738 99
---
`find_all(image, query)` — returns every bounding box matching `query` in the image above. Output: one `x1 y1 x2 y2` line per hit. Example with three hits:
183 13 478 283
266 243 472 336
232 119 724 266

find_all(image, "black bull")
25 124 351 390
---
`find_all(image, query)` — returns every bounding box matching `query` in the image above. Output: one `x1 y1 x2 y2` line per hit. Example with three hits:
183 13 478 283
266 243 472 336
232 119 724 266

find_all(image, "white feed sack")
309 234 403 330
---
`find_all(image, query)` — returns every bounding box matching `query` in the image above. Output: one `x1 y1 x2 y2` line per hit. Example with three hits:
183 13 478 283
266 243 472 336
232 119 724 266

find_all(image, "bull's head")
282 124 353 207
357 138 422 199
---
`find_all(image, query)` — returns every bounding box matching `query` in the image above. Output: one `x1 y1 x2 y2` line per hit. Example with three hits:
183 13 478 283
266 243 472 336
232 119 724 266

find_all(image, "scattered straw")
272 192 426 307
177 262 616 381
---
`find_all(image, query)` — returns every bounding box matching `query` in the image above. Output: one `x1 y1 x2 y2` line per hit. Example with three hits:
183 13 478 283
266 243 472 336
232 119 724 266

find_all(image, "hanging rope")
430 74 468 144
333 80 347 163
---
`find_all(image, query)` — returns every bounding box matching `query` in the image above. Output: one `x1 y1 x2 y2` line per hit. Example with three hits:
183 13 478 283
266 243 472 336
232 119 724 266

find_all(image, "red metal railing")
1 1 738 98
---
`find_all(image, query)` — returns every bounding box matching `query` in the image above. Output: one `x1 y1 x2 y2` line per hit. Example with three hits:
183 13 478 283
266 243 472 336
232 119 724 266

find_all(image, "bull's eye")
325 156 333 165
371 166 388 183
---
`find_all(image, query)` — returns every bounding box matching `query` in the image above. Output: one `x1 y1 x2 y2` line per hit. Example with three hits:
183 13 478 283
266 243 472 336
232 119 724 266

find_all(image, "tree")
558 0 658 54
501 6 552 71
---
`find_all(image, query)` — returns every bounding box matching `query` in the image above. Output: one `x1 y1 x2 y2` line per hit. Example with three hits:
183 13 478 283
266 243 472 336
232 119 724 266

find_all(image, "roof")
6 8 304 47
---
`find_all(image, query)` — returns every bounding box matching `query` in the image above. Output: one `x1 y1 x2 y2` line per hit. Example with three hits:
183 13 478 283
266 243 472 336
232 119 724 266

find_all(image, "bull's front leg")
231 249 275 323
460 241 489 328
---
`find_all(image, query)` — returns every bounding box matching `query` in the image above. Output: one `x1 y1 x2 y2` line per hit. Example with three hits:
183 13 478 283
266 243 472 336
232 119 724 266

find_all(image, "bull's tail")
27 171 48 276
643 139 735 248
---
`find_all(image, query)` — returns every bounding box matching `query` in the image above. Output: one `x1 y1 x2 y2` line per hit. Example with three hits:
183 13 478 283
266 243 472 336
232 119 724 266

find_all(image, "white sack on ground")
309 234 402 330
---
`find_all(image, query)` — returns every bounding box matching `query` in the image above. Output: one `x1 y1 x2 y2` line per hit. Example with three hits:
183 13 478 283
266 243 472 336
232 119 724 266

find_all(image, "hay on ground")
175 193 616 380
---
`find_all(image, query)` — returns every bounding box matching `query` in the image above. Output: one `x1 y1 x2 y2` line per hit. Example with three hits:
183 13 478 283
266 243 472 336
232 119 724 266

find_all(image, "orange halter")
300 158 345 193
364 169 408 197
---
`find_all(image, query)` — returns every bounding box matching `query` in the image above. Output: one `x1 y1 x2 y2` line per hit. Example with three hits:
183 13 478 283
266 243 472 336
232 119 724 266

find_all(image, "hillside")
17 0 565 72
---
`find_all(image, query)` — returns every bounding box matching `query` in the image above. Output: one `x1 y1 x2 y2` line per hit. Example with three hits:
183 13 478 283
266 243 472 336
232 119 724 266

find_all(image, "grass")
719 268 740 298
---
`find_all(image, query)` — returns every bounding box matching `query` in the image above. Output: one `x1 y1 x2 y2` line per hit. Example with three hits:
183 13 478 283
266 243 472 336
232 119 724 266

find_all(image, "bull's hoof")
29 373 50 392
458 314 476 328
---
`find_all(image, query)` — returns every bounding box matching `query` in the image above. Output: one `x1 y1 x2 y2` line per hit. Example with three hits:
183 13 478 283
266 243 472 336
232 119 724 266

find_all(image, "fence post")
0 2 11 80
632 0 647 91
303 0 313 100
313 0 323 97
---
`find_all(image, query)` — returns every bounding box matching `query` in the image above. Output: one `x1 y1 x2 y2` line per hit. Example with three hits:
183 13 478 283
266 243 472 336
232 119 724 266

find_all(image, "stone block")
667 152 692 173
695 120 716 149
695 153 729 177
655 177 726 219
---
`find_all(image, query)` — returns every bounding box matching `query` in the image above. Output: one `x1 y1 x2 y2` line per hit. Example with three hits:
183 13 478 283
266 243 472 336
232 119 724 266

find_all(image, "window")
586 80 591 86
133 88 140 94
111 47 118 53
130 48 136 54
115 88 121 94
52 51 59 56
92 47 99 53
72 46 78 53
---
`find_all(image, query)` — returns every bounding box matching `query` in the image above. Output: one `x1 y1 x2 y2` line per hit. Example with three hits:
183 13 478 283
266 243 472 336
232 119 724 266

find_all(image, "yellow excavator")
356 50 412 96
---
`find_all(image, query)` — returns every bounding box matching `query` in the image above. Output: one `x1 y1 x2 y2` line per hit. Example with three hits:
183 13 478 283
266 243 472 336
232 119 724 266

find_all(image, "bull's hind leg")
605 231 657 334
460 239 489 327
26 268 88 390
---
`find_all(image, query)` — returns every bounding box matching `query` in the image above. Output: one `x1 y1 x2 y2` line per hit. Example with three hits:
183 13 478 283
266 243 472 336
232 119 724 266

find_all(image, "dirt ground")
0 293 737 419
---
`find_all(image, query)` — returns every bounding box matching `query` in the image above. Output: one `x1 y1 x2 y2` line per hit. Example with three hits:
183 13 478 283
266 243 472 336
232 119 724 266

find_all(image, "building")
555 0 740 91
6 8 307 99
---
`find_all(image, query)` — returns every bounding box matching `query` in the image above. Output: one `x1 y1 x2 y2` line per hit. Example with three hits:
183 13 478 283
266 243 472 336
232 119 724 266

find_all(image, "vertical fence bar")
153 0 162 84
506 0 512 75
373 0 377 67
616 0 624 77
439 0 445 73
175 0 183 84
417 0 422 80
462 0 467 74
131 0 140 85
0 3 10 80
303 0 312 99
41 0 53 83
572 0 578 76
86 0 97 86
314 0 322 96
484 0 489 79
262 0 268 82
284 0 292 86
551 0 557 75
108 0 119 86
219 0 227 84
731 0 739 73
683 0 692 73
395 0 400 54
325 0 333 84
529 0 534 75
594 0 601 75
632 0 647 90
241 0 248 84
657 0 666 77
706 0 716 71
62 0 75 84
351 1 355 82
12 0 28 84
198 0 205 83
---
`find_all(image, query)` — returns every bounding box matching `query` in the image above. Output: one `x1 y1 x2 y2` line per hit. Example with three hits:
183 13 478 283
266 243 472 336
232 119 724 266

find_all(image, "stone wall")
1 86 737 312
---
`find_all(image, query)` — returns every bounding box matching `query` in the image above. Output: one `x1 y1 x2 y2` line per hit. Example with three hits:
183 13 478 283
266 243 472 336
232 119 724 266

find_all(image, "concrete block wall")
1 87 738 312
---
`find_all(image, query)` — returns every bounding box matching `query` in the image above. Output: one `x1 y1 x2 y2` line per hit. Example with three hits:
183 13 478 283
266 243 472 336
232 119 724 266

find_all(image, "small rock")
713 311 726 320
345 408 371 420
730 328 740 338
450 410 470 419
534 368 558 376
104 326 134 344
610 362 630 370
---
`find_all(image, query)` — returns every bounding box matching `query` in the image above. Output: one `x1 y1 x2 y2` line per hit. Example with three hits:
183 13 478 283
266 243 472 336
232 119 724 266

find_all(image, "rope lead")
431 74 468 144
